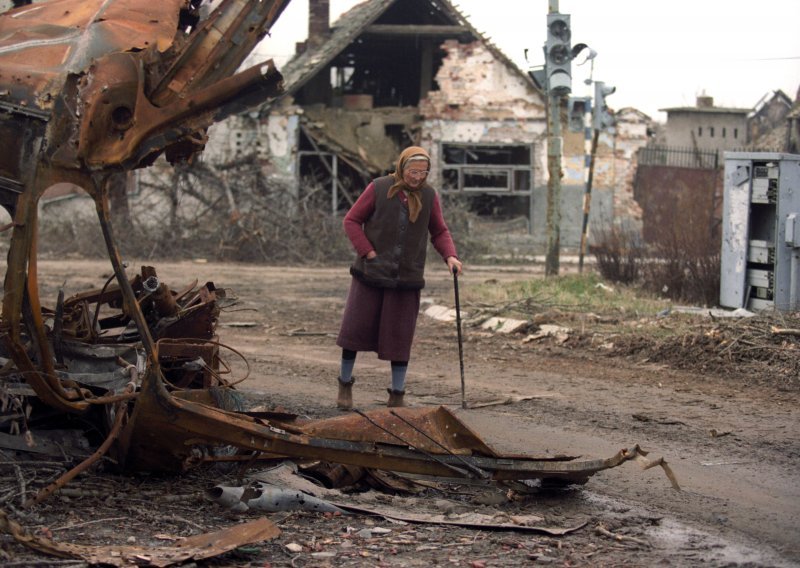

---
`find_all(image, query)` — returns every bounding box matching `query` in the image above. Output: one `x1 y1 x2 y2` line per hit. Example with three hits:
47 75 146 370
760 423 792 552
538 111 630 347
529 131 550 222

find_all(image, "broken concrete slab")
480 316 527 334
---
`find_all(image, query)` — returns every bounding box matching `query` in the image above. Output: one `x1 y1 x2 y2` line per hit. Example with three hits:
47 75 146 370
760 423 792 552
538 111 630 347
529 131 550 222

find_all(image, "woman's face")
402 162 429 189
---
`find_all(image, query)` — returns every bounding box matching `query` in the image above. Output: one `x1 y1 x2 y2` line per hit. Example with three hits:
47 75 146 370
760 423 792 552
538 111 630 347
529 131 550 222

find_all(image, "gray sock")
340 358 355 383
390 363 407 392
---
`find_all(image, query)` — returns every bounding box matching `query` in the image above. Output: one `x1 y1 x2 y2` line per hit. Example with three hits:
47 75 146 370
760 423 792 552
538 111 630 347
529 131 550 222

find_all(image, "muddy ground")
2 258 799 567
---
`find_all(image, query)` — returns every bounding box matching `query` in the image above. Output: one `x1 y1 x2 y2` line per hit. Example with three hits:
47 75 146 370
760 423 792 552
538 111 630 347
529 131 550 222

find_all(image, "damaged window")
441 144 533 193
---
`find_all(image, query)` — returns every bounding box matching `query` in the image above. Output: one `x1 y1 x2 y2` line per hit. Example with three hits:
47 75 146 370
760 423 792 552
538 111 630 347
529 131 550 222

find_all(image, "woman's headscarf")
387 146 430 223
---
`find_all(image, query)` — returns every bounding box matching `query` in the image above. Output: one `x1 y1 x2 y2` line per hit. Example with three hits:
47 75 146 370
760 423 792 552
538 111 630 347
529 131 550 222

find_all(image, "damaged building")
204 0 650 248
0 0 654 253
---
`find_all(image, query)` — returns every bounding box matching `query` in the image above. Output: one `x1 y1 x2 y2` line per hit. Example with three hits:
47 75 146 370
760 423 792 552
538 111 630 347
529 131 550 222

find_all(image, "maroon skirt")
336 277 421 361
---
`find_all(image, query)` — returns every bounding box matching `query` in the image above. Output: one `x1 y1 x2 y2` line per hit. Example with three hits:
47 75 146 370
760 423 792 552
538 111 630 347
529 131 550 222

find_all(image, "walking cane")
453 266 466 409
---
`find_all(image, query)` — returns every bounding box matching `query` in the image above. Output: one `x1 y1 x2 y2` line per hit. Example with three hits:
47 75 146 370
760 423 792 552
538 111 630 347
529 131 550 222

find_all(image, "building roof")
658 105 751 115
277 0 539 98
752 89 792 112
616 107 653 122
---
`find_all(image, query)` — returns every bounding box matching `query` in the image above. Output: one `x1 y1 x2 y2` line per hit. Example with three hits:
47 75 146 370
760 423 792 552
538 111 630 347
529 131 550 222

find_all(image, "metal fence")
637 145 721 170
638 145 784 170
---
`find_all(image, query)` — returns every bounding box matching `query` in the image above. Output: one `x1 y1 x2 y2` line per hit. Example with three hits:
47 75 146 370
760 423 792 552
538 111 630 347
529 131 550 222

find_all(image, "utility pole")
578 127 599 273
545 88 563 276
543 2 571 277
578 81 616 272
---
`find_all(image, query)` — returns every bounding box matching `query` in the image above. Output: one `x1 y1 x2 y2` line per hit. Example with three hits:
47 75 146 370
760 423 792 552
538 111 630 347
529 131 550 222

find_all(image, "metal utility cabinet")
720 152 800 312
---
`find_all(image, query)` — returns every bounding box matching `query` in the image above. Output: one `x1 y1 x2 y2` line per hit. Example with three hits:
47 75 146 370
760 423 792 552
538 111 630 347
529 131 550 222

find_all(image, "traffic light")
593 81 616 131
567 96 590 132
545 13 571 95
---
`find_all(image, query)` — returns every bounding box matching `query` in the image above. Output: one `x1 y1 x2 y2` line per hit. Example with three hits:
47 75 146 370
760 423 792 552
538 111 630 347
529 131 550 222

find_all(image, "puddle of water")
648 517 793 567
583 490 793 567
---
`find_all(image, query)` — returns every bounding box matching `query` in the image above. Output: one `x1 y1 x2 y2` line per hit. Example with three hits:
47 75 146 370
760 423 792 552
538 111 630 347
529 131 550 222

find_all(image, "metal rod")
389 410 489 479
352 409 470 478
453 267 466 409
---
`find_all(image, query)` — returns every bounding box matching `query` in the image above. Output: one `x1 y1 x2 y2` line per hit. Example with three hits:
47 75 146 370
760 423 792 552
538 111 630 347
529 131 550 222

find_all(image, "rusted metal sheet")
116 367 679 488
0 509 280 567
0 0 183 114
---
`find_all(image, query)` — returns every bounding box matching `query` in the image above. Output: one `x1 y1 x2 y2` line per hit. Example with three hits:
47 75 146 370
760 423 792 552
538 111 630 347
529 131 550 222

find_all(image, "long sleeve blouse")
343 182 458 261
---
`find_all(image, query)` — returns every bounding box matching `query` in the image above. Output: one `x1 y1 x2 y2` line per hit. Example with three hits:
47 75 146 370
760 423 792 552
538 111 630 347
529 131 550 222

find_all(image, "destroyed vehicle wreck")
1 262 677 483
0 0 677 560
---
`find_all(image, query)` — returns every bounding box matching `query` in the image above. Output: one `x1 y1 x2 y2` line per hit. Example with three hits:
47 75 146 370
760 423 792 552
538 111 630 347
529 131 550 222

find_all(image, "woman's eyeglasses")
406 169 429 177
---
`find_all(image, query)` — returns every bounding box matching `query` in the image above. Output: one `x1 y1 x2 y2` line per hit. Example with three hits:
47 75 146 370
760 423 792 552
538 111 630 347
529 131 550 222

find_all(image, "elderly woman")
335 146 463 409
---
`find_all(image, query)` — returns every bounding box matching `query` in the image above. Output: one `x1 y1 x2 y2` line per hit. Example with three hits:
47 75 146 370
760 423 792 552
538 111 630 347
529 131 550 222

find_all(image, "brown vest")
350 176 435 289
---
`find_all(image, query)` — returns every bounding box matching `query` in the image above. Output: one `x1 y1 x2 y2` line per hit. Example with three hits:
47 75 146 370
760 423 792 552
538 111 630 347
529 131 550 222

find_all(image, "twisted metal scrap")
0 0 287 412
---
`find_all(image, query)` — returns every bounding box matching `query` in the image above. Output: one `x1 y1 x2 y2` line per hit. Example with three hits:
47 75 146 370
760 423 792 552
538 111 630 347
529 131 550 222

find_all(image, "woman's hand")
447 256 462 276
365 250 377 259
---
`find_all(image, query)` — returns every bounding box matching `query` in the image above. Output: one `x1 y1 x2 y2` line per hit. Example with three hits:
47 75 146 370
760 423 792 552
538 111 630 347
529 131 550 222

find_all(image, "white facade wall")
663 111 748 150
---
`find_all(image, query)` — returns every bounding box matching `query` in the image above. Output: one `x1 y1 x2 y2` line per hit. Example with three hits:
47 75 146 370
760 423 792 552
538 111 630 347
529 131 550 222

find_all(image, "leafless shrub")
35 158 498 266
439 194 495 261
641 217 721 306
38 157 353 264
590 222 644 285
590 203 721 306
637 190 721 306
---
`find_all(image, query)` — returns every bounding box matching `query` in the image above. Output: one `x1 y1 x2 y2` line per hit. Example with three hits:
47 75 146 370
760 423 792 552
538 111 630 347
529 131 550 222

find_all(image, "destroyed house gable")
748 89 795 150
279 0 542 111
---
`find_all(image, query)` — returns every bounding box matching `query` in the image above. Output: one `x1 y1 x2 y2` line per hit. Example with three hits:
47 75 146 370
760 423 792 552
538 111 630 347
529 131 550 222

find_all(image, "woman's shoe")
386 388 405 407
336 377 354 410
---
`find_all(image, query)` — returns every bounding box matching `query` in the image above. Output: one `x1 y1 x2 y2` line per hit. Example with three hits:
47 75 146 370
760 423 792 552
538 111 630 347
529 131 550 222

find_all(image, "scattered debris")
0 509 280 567
468 394 557 409
424 304 460 323
523 325 572 344
672 306 755 318
331 501 589 536
285 328 336 337
632 414 687 426
595 523 649 546
480 317 528 334
607 311 800 388
709 429 732 438
208 482 346 514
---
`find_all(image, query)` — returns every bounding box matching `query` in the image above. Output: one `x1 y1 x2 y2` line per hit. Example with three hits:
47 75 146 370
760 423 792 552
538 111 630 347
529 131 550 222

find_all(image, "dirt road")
9 259 800 566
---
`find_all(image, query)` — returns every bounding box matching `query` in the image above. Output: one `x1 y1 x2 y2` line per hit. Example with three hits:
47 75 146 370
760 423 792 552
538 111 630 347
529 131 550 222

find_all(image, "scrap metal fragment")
325 501 588 536
0 508 280 567
208 482 346 514
25 384 133 508
119 372 680 489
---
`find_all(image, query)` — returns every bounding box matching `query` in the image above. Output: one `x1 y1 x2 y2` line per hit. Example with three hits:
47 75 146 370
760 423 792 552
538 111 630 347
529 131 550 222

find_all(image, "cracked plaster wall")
421 40 545 122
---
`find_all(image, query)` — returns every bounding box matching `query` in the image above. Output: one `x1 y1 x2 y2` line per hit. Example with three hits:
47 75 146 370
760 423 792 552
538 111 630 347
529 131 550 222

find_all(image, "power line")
735 56 800 61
